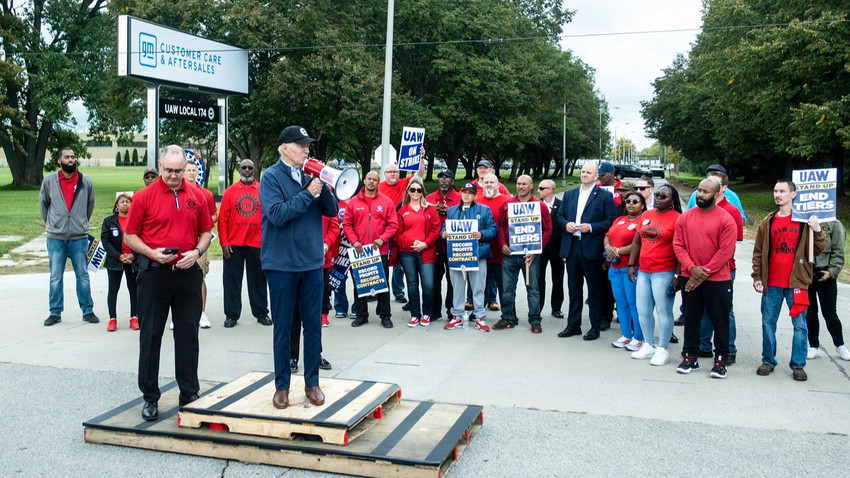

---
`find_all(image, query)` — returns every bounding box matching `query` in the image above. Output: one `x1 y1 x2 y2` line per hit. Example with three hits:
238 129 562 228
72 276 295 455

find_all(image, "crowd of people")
39 136 850 419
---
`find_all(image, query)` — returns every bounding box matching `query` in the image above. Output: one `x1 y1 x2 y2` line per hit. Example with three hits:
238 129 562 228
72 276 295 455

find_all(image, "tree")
0 0 112 186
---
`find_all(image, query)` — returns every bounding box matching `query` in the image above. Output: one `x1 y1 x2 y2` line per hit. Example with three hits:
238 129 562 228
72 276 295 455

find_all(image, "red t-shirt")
124 178 215 265
218 180 262 248
117 214 131 254
58 171 79 212
767 213 800 288
476 194 510 263
606 214 642 269
397 206 428 253
194 182 218 216
636 208 680 272
378 176 411 208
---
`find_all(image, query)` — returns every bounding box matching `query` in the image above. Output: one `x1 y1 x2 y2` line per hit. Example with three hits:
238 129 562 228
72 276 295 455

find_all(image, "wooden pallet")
176 371 401 445
83 379 484 478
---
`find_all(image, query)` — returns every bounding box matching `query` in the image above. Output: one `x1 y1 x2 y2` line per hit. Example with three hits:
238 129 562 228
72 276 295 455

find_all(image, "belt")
572 235 582 241
149 262 196 271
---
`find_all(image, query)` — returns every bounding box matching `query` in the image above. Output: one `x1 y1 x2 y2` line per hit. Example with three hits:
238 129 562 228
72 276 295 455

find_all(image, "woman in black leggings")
101 193 138 332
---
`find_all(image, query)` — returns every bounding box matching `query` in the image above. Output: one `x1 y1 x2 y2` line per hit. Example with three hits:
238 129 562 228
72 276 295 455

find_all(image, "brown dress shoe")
305 386 325 406
272 390 289 409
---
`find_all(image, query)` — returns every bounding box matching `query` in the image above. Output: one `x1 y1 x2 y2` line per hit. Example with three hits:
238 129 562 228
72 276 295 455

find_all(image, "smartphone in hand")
163 247 179 255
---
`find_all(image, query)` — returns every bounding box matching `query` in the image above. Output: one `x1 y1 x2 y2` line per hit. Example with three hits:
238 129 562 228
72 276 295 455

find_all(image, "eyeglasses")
538 187 551 190
163 168 184 175
635 186 649 191
240 166 254 170
624 199 642 205
408 188 423 193
144 174 157 179
654 193 669 199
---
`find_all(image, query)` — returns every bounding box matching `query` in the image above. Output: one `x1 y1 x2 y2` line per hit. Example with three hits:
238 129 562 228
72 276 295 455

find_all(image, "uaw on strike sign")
507 202 543 255
792 168 837 222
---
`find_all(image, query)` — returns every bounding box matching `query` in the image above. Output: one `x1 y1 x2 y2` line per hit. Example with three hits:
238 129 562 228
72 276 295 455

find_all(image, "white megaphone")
304 158 360 201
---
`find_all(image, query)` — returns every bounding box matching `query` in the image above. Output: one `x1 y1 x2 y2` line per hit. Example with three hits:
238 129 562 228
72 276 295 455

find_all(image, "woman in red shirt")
627 184 682 366
395 176 441 327
604 191 646 351
100 194 138 332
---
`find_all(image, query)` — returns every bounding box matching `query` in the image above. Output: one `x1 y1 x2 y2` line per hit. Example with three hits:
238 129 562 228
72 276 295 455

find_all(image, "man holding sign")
442 183 498 331
494 175 552 334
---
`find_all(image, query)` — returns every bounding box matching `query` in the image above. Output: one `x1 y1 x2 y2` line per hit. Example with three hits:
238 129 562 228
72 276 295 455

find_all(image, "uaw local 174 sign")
507 201 543 255
446 219 479 271
117 16 249 95
348 246 389 298
792 168 837 223
398 127 425 171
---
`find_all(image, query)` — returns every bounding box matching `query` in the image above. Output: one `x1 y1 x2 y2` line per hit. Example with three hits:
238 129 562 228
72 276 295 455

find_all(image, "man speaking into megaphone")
260 125 339 410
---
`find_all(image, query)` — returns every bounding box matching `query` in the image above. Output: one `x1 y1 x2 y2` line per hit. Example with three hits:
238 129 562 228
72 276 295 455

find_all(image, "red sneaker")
321 313 330 327
107 318 117 332
129 317 139 330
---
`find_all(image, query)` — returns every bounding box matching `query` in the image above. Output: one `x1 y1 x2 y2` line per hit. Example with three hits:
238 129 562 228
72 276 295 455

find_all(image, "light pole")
613 122 628 163
562 103 567 187
379 0 395 171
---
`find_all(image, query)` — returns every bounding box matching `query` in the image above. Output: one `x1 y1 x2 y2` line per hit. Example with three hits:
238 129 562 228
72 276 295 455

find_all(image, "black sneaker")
669 333 679 344
44 315 61 326
709 358 727 379
352 318 368 327
224 318 238 328
256 316 272 326
676 355 700 374
697 349 713 358
83 313 100 324
395 296 408 304
319 357 332 370
381 317 394 328
401 302 411 311
727 354 736 365
493 318 515 330
599 320 611 332
674 314 685 326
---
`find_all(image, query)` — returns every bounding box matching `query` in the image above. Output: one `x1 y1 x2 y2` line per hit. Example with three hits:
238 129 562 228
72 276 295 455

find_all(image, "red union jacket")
342 189 399 256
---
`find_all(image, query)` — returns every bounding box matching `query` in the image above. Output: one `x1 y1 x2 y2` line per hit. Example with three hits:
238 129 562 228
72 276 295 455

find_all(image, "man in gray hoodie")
39 148 98 326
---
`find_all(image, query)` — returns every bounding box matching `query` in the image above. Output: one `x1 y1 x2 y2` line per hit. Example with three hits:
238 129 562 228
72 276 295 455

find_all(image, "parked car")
649 165 665 178
614 164 652 179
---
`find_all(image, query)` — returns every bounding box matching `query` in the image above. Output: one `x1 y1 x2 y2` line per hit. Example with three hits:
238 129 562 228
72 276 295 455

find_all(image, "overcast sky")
561 0 704 152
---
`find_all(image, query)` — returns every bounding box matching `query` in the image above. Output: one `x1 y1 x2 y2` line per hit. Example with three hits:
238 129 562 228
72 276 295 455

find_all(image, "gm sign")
139 32 157 68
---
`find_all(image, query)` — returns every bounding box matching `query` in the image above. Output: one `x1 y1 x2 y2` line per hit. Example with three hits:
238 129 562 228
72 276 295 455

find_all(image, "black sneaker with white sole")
676 355 700 374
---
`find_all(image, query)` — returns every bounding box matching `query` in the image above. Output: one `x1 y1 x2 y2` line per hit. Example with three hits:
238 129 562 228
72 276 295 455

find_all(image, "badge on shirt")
628 224 637 230
617 220 625 225
642 219 650 226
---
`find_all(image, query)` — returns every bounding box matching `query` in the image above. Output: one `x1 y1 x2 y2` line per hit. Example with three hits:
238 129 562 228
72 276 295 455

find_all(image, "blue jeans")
333 271 350 315
609 266 642 341
398 251 434 318
500 254 541 325
47 237 94 316
636 270 675 348
700 270 737 354
761 286 808 369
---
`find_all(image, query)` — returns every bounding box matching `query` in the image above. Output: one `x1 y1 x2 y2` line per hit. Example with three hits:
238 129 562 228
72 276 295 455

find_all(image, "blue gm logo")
139 32 157 68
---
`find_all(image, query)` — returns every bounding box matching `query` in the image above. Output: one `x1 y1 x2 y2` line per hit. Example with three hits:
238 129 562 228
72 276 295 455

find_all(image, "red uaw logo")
237 193 259 217
187 199 197 210
642 222 667 245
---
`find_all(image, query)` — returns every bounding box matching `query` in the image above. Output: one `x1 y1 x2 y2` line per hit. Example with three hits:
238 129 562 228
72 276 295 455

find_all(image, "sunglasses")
635 186 649 191
240 166 254 170
538 187 550 190
624 199 642 205
654 193 669 199
408 188 423 193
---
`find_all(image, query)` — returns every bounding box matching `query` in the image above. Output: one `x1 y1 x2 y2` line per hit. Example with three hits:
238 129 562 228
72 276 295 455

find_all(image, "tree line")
641 0 850 193
1 0 611 186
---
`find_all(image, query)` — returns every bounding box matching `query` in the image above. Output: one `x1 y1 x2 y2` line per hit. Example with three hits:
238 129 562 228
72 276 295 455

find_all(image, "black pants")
137 265 202 402
222 246 268 321
565 244 604 330
601 272 615 322
538 246 564 312
107 264 137 318
432 251 453 319
354 255 392 320
807 277 845 347
682 278 732 357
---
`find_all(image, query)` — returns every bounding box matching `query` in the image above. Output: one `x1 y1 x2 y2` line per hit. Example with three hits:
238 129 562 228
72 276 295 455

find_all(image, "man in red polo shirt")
219 159 270 328
184 159 217 328
426 169 461 320
124 145 214 422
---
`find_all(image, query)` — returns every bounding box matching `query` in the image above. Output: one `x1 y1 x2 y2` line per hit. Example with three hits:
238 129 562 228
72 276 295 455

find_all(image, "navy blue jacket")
556 185 617 260
442 202 498 260
260 158 339 272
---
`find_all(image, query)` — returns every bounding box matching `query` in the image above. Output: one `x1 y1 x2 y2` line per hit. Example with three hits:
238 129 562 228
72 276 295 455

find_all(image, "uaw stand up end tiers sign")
792 168 837 223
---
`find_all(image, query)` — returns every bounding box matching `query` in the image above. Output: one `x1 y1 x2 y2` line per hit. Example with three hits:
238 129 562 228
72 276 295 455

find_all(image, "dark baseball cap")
599 161 616 174
143 167 158 178
278 125 317 145
706 164 727 174
460 182 477 193
476 159 493 169
437 169 454 179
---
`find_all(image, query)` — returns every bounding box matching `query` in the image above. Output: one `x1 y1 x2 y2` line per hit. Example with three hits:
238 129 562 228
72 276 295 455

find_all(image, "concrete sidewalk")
1 243 849 476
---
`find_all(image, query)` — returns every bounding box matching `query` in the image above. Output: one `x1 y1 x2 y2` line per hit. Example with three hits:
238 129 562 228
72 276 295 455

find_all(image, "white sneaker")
631 343 655 359
625 339 642 352
199 312 211 329
807 347 821 359
650 347 670 366
836 345 850 361
612 336 630 348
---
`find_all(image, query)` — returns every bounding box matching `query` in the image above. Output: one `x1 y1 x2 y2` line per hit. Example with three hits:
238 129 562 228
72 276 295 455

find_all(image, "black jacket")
100 213 134 271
